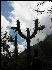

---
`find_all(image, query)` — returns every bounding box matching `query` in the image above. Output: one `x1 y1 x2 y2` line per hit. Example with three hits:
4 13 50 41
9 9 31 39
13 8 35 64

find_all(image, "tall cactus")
10 19 45 64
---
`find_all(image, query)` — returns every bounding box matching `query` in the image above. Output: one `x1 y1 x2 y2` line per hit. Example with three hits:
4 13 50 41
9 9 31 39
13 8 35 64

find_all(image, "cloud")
18 44 25 53
1 15 10 35
8 44 25 53
9 1 43 35
9 1 52 46
8 45 15 52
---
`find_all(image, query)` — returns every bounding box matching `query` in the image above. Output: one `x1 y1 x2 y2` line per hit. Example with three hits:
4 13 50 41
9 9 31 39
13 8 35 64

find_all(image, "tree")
1 31 11 57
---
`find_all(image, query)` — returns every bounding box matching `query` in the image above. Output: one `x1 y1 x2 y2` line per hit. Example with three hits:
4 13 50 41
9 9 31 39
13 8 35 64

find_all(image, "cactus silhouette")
10 19 45 64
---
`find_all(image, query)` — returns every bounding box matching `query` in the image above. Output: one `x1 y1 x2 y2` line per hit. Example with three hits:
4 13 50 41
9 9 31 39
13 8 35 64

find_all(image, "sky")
1 1 52 53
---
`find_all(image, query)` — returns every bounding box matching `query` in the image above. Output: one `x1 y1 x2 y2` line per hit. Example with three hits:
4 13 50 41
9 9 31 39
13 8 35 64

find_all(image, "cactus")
10 19 45 64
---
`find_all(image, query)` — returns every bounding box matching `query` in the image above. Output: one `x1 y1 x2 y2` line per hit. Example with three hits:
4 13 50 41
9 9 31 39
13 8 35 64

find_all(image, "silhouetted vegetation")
1 31 52 70
11 19 45 65
1 19 52 70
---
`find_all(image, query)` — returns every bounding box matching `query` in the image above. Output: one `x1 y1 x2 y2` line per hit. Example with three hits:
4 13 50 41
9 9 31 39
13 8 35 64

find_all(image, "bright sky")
1 1 52 53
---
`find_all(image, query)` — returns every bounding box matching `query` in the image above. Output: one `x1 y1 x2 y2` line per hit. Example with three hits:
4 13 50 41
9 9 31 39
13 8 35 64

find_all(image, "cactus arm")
18 29 27 39
30 19 38 39
30 29 37 39
30 19 45 39
17 20 27 39
38 25 45 30
11 20 27 39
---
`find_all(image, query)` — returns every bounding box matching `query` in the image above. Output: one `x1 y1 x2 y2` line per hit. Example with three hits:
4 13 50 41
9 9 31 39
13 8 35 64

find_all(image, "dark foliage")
1 32 52 70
